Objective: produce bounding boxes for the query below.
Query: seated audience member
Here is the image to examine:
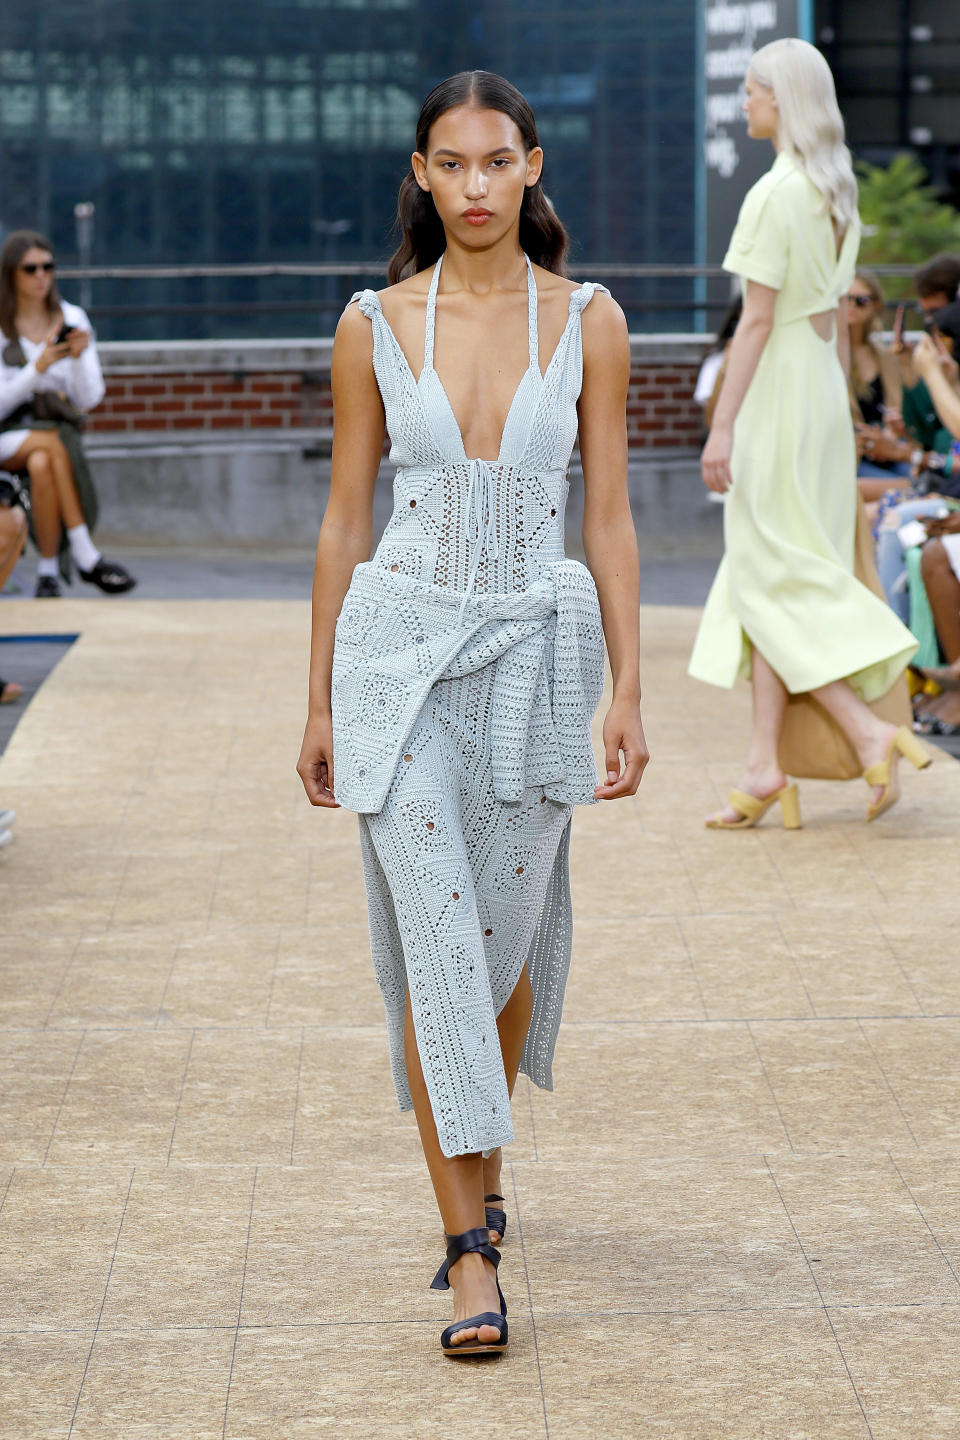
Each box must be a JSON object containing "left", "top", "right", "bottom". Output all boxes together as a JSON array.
[
  {"left": 0, "top": 806, "right": 15, "bottom": 850},
  {"left": 0, "top": 485, "right": 27, "bottom": 703},
  {"left": 0, "top": 231, "right": 136, "bottom": 598},
  {"left": 848, "top": 269, "right": 912, "bottom": 485},
  {"left": 694, "top": 296, "right": 742, "bottom": 429},
  {"left": 915, "top": 509, "right": 960, "bottom": 735}
]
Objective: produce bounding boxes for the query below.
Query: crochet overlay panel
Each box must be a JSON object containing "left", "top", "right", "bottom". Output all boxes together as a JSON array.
[{"left": 359, "top": 664, "right": 574, "bottom": 1159}]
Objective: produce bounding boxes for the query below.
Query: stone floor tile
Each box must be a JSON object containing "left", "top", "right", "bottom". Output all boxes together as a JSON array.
[
  {"left": 830, "top": 1305, "right": 960, "bottom": 1440},
  {"left": 108, "top": 852, "right": 223, "bottom": 931},
  {"left": 775, "top": 911, "right": 923, "bottom": 1018},
  {"left": 45, "top": 929, "right": 180, "bottom": 1029},
  {"left": 679, "top": 914, "right": 815, "bottom": 1020},
  {"left": 240, "top": 1164, "right": 450, "bottom": 1325},
  {"left": 766, "top": 1155, "right": 959, "bottom": 1307},
  {"left": 887, "top": 1154, "right": 960, "bottom": 1284},
  {"left": 876, "top": 913, "right": 960, "bottom": 1015},
  {"left": 69, "top": 1328, "right": 234, "bottom": 1440},
  {"left": 169, "top": 1029, "right": 303, "bottom": 1165},
  {"left": 859, "top": 1018, "right": 960, "bottom": 1146},
  {"left": 513, "top": 1157, "right": 818, "bottom": 1314},
  {"left": 156, "top": 928, "right": 279, "bottom": 1027},
  {"left": 99, "top": 1166, "right": 254, "bottom": 1329},
  {"left": 750, "top": 1020, "right": 918, "bottom": 1150},
  {"left": 529, "top": 1022, "right": 790, "bottom": 1159},
  {"left": 0, "top": 933, "right": 78, "bottom": 1028},
  {"left": 677, "top": 832, "right": 797, "bottom": 914},
  {"left": 0, "top": 1166, "right": 133, "bottom": 1328},
  {"left": 265, "top": 923, "right": 385, "bottom": 1027},
  {"left": 208, "top": 847, "right": 312, "bottom": 928},
  {"left": 0, "top": 1032, "right": 85, "bottom": 1163},
  {"left": 562, "top": 916, "right": 707, "bottom": 1022},
  {"left": 536, "top": 1310, "right": 869, "bottom": 1440},
  {"left": 223, "top": 1322, "right": 545, "bottom": 1440},
  {"left": 45, "top": 1030, "right": 192, "bottom": 1165},
  {"left": 0, "top": 1331, "right": 93, "bottom": 1440},
  {"left": 570, "top": 830, "right": 701, "bottom": 919}
]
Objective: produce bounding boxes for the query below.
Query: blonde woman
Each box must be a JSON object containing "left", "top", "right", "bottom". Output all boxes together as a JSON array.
[{"left": 689, "top": 39, "right": 929, "bottom": 825}]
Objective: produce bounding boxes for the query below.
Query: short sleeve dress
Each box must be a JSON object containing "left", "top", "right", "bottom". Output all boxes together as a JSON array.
[{"left": 688, "top": 151, "right": 917, "bottom": 700}]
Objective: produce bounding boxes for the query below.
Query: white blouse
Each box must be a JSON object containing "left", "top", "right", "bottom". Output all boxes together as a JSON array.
[{"left": 0, "top": 299, "right": 105, "bottom": 427}]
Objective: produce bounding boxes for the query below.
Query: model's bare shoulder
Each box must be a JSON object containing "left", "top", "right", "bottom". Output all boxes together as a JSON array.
[
  {"left": 377, "top": 269, "right": 433, "bottom": 332},
  {"left": 334, "top": 299, "right": 375, "bottom": 355},
  {"left": 580, "top": 290, "right": 629, "bottom": 353}
]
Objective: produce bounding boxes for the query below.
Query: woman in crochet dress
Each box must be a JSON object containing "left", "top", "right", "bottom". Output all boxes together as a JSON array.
[
  {"left": 689, "top": 39, "right": 928, "bottom": 827},
  {"left": 297, "top": 71, "right": 647, "bottom": 1356}
]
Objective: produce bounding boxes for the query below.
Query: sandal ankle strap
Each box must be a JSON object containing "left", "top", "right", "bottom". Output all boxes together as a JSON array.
[{"left": 430, "top": 1226, "right": 501, "bottom": 1291}]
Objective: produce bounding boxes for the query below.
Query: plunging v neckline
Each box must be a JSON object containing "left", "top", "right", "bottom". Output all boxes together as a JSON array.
[{"left": 418, "top": 251, "right": 541, "bottom": 466}]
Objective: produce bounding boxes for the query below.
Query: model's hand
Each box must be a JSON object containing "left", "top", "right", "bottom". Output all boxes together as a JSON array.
[
  {"left": 701, "top": 424, "right": 733, "bottom": 493},
  {"left": 594, "top": 697, "right": 649, "bottom": 799},
  {"left": 66, "top": 328, "right": 90, "bottom": 358},
  {"left": 297, "top": 712, "right": 338, "bottom": 808}
]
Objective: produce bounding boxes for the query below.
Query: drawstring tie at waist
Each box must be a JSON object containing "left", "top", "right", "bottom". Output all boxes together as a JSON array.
[{"left": 461, "top": 458, "right": 499, "bottom": 620}]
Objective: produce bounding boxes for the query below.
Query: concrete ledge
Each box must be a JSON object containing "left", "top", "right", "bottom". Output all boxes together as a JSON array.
[{"left": 96, "top": 333, "right": 709, "bottom": 376}]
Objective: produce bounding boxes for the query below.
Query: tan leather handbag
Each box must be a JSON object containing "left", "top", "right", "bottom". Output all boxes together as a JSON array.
[{"left": 777, "top": 496, "right": 912, "bottom": 781}]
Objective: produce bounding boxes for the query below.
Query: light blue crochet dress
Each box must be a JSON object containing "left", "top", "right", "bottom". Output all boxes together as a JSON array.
[{"left": 332, "top": 254, "right": 609, "bottom": 1158}]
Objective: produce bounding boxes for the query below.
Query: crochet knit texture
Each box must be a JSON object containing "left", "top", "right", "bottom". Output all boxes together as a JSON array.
[{"left": 332, "top": 253, "right": 609, "bottom": 1158}]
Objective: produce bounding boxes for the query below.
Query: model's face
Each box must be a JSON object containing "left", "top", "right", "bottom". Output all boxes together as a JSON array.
[
  {"left": 742, "top": 71, "right": 778, "bottom": 140},
  {"left": 412, "top": 105, "right": 543, "bottom": 246},
  {"left": 15, "top": 246, "right": 55, "bottom": 303},
  {"left": 847, "top": 277, "right": 879, "bottom": 328}
]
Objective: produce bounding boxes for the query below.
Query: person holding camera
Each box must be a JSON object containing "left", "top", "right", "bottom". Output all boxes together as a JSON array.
[{"left": 0, "top": 230, "right": 135, "bottom": 597}]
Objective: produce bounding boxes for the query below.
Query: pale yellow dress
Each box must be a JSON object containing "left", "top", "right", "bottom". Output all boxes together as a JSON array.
[{"left": 689, "top": 151, "right": 917, "bottom": 699}]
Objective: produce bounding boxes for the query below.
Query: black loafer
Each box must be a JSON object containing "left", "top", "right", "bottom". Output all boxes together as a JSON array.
[
  {"left": 35, "top": 575, "right": 61, "bottom": 598},
  {"left": 78, "top": 557, "right": 137, "bottom": 594}
]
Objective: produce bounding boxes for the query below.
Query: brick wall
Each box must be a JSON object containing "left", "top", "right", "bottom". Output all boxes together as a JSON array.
[{"left": 89, "top": 337, "right": 706, "bottom": 450}]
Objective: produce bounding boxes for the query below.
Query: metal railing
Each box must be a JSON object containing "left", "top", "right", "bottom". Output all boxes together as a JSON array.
[{"left": 51, "top": 262, "right": 923, "bottom": 339}]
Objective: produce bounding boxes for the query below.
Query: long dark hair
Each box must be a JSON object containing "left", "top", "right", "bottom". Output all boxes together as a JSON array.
[
  {"left": 0, "top": 230, "right": 62, "bottom": 340},
  {"left": 387, "top": 71, "right": 569, "bottom": 284}
]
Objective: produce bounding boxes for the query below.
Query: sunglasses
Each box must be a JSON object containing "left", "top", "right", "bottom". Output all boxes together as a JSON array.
[
  {"left": 847, "top": 294, "right": 874, "bottom": 308},
  {"left": 20, "top": 261, "right": 55, "bottom": 275}
]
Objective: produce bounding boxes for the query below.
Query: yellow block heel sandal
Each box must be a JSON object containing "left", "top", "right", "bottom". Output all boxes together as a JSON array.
[
  {"left": 865, "top": 725, "right": 933, "bottom": 822},
  {"left": 706, "top": 783, "right": 801, "bottom": 831}
]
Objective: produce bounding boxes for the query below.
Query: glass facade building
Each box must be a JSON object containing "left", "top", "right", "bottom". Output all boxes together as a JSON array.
[{"left": 0, "top": 0, "right": 697, "bottom": 337}]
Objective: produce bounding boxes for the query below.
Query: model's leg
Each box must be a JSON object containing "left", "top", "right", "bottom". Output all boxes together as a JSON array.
[
  {"left": 481, "top": 965, "right": 533, "bottom": 1237},
  {"left": 403, "top": 989, "right": 501, "bottom": 1348},
  {"left": 710, "top": 646, "right": 790, "bottom": 823}
]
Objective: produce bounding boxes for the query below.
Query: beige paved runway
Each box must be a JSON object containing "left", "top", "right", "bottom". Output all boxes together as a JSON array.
[{"left": 1, "top": 596, "right": 959, "bottom": 1439}]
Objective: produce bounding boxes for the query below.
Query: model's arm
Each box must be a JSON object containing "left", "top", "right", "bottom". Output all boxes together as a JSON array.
[
  {"left": 913, "top": 333, "right": 960, "bottom": 440},
  {"left": 577, "top": 295, "right": 649, "bottom": 800},
  {"left": 296, "top": 304, "right": 386, "bottom": 807},
  {"left": 701, "top": 280, "right": 777, "bottom": 493}
]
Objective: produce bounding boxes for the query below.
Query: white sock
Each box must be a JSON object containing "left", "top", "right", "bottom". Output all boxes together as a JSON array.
[
  {"left": 66, "top": 524, "right": 100, "bottom": 572},
  {"left": 37, "top": 556, "right": 59, "bottom": 578}
]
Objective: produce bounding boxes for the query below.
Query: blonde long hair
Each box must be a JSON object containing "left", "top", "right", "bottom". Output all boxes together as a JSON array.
[{"left": 749, "top": 38, "right": 858, "bottom": 234}]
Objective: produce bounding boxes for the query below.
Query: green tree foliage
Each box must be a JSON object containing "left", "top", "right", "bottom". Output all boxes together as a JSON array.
[{"left": 856, "top": 153, "right": 960, "bottom": 300}]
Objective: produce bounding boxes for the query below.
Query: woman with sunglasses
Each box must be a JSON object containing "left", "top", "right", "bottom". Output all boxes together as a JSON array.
[{"left": 0, "top": 231, "right": 135, "bottom": 596}]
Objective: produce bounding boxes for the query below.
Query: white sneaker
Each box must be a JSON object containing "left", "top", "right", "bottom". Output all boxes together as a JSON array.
[
  {"left": 0, "top": 809, "right": 15, "bottom": 829},
  {"left": 0, "top": 829, "right": 12, "bottom": 849}
]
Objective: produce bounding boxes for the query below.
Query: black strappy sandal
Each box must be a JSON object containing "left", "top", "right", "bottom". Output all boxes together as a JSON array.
[
  {"left": 485, "top": 1192, "right": 507, "bottom": 1246},
  {"left": 430, "top": 1226, "right": 508, "bottom": 1357}
]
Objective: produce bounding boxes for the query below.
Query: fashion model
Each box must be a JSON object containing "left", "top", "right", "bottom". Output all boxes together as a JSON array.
[
  {"left": 689, "top": 38, "right": 929, "bottom": 826},
  {"left": 297, "top": 71, "right": 647, "bottom": 1357}
]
